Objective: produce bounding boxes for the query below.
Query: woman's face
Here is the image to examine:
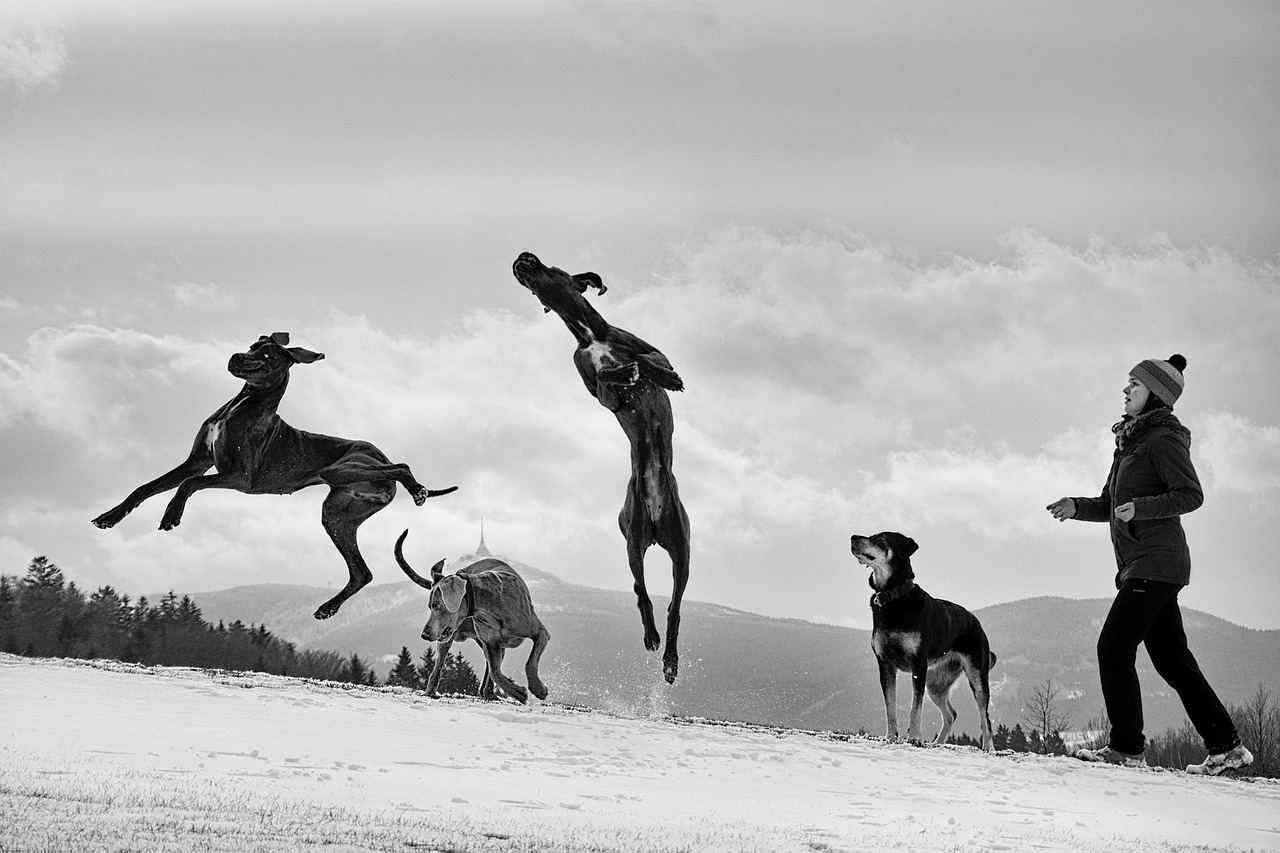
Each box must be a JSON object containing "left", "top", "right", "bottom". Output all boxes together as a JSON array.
[{"left": 1124, "top": 376, "right": 1151, "bottom": 417}]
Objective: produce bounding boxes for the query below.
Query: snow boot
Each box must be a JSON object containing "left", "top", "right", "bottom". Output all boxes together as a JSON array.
[
  {"left": 1075, "top": 745, "right": 1146, "bottom": 768},
  {"left": 1186, "top": 744, "right": 1253, "bottom": 776}
]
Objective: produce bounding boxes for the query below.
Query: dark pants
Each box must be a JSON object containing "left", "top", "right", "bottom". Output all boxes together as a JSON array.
[{"left": 1097, "top": 578, "right": 1239, "bottom": 755}]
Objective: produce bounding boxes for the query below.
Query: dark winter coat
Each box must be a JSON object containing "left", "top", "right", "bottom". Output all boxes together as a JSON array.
[{"left": 1072, "top": 410, "right": 1203, "bottom": 587}]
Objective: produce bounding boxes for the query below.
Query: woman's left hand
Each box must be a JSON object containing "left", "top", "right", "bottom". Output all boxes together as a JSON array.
[{"left": 1114, "top": 502, "right": 1136, "bottom": 522}]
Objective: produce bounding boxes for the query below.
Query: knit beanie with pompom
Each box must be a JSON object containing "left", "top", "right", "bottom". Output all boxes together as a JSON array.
[{"left": 1130, "top": 354, "right": 1187, "bottom": 407}]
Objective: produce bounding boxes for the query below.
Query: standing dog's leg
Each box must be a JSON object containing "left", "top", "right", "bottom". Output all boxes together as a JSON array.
[
  {"left": 479, "top": 662, "right": 497, "bottom": 700},
  {"left": 482, "top": 644, "right": 527, "bottom": 704},
  {"left": 316, "top": 483, "right": 393, "bottom": 620},
  {"left": 425, "top": 639, "right": 452, "bottom": 697},
  {"left": 525, "top": 623, "right": 552, "bottom": 701},
  {"left": 961, "top": 651, "right": 996, "bottom": 752},
  {"left": 878, "top": 657, "right": 900, "bottom": 741},
  {"left": 927, "top": 677, "right": 959, "bottom": 745},
  {"left": 907, "top": 660, "right": 930, "bottom": 745}
]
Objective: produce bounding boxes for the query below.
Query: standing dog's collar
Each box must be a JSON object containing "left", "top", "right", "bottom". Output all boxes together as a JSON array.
[
  {"left": 463, "top": 578, "right": 477, "bottom": 619},
  {"left": 870, "top": 580, "right": 916, "bottom": 608},
  {"left": 456, "top": 577, "right": 482, "bottom": 635}
]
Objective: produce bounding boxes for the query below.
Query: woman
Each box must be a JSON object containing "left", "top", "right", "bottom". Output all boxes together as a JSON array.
[{"left": 1046, "top": 354, "right": 1252, "bottom": 775}]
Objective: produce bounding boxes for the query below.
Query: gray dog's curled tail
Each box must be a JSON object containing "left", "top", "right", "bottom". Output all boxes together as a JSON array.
[{"left": 394, "top": 529, "right": 444, "bottom": 590}]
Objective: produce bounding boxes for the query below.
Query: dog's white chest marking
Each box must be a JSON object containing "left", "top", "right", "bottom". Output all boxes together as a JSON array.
[
  {"left": 584, "top": 340, "right": 621, "bottom": 371},
  {"left": 875, "top": 630, "right": 922, "bottom": 662},
  {"left": 205, "top": 421, "right": 223, "bottom": 456}
]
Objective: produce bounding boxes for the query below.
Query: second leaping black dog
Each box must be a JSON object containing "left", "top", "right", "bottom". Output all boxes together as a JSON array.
[
  {"left": 851, "top": 532, "right": 995, "bottom": 752},
  {"left": 512, "top": 252, "right": 691, "bottom": 684}
]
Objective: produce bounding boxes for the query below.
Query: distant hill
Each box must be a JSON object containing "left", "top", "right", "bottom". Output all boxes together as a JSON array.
[{"left": 184, "top": 547, "right": 1280, "bottom": 739}]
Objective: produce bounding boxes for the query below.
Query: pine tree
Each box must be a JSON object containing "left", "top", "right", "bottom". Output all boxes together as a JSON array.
[
  {"left": 20, "top": 556, "right": 67, "bottom": 656},
  {"left": 992, "top": 723, "right": 1011, "bottom": 751},
  {"left": 345, "top": 650, "right": 371, "bottom": 686},
  {"left": 1008, "top": 723, "right": 1029, "bottom": 753},
  {"left": 22, "top": 556, "right": 65, "bottom": 592},
  {"left": 437, "top": 651, "right": 480, "bottom": 696},
  {"left": 1027, "top": 728, "right": 1044, "bottom": 754},
  {"left": 387, "top": 647, "right": 421, "bottom": 689},
  {"left": 85, "top": 586, "right": 130, "bottom": 660},
  {"left": 0, "top": 576, "right": 18, "bottom": 653}
]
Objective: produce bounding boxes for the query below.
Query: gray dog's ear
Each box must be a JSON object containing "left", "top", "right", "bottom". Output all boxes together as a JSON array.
[
  {"left": 438, "top": 576, "right": 467, "bottom": 613},
  {"left": 430, "top": 559, "right": 445, "bottom": 585},
  {"left": 896, "top": 535, "right": 919, "bottom": 558},
  {"left": 573, "top": 272, "right": 607, "bottom": 296}
]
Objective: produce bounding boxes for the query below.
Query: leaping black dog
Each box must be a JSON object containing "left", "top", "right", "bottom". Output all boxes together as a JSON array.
[
  {"left": 92, "top": 333, "right": 457, "bottom": 620},
  {"left": 851, "top": 532, "right": 995, "bottom": 751},
  {"left": 513, "top": 252, "right": 691, "bottom": 684}
]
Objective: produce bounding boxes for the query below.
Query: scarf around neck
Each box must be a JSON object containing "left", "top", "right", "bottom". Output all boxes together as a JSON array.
[{"left": 1111, "top": 409, "right": 1169, "bottom": 451}]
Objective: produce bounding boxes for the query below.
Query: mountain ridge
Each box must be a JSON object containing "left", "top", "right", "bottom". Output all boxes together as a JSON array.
[{"left": 179, "top": 550, "right": 1280, "bottom": 739}]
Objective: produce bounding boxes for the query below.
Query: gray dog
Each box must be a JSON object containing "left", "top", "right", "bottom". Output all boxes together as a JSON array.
[{"left": 395, "top": 531, "right": 551, "bottom": 703}]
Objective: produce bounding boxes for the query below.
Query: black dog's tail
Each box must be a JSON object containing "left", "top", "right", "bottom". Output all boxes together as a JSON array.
[{"left": 423, "top": 486, "right": 458, "bottom": 499}]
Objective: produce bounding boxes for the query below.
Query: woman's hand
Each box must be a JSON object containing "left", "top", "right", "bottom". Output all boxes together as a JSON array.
[
  {"left": 1114, "top": 502, "right": 1136, "bottom": 522},
  {"left": 1046, "top": 497, "right": 1076, "bottom": 522}
]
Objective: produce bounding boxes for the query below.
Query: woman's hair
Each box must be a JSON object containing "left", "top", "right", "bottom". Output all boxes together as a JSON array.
[{"left": 1140, "top": 393, "right": 1172, "bottom": 415}]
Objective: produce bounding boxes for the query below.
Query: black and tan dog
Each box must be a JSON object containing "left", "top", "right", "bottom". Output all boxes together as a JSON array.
[
  {"left": 512, "top": 252, "right": 691, "bottom": 684},
  {"left": 851, "top": 532, "right": 995, "bottom": 752}
]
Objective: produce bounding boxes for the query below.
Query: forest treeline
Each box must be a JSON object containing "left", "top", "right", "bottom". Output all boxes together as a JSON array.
[{"left": 0, "top": 556, "right": 480, "bottom": 695}]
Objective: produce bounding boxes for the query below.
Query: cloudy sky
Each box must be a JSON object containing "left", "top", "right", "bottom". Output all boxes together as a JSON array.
[{"left": 2, "top": 1, "right": 1278, "bottom": 635}]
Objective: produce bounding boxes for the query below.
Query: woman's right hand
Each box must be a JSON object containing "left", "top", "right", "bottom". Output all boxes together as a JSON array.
[{"left": 1046, "top": 497, "right": 1076, "bottom": 522}]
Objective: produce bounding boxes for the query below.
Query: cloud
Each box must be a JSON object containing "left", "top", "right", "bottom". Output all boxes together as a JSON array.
[
  {"left": 0, "top": 325, "right": 230, "bottom": 460},
  {"left": 878, "top": 131, "right": 923, "bottom": 162},
  {"left": 0, "top": 2, "right": 70, "bottom": 94},
  {"left": 854, "top": 445, "right": 1097, "bottom": 540},
  {"left": 1193, "top": 410, "right": 1280, "bottom": 515},
  {"left": 567, "top": 1, "right": 739, "bottom": 65},
  {"left": 169, "top": 281, "right": 237, "bottom": 311}
]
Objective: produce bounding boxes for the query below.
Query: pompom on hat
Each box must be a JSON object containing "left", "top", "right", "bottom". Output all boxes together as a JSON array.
[{"left": 1130, "top": 354, "right": 1187, "bottom": 406}]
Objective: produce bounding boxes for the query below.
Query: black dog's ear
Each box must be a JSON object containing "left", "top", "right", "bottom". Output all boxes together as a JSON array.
[
  {"left": 286, "top": 347, "right": 324, "bottom": 364},
  {"left": 573, "top": 272, "right": 607, "bottom": 296},
  {"left": 262, "top": 332, "right": 324, "bottom": 364},
  {"left": 880, "top": 532, "right": 918, "bottom": 559}
]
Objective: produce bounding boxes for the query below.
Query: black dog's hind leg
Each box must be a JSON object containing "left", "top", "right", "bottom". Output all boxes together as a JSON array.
[{"left": 315, "top": 483, "right": 393, "bottom": 619}]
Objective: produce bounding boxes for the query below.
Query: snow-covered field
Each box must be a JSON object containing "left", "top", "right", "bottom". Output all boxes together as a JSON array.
[{"left": 2, "top": 655, "right": 1277, "bottom": 852}]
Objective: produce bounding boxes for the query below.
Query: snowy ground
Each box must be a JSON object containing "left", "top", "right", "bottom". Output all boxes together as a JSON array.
[{"left": 2, "top": 655, "right": 1277, "bottom": 853}]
